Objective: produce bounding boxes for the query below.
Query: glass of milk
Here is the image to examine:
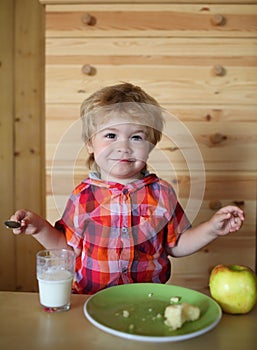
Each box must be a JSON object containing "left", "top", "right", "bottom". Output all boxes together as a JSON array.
[{"left": 36, "top": 249, "right": 75, "bottom": 312}]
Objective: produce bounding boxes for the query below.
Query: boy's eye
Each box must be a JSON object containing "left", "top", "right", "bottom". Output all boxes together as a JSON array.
[
  {"left": 131, "top": 135, "right": 143, "bottom": 141},
  {"left": 105, "top": 133, "right": 116, "bottom": 139}
]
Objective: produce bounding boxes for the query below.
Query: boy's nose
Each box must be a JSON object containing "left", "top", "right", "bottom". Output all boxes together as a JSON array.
[{"left": 116, "top": 140, "right": 131, "bottom": 153}]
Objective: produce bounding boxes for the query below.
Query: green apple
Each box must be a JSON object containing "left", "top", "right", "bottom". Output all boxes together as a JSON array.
[{"left": 209, "top": 264, "right": 257, "bottom": 314}]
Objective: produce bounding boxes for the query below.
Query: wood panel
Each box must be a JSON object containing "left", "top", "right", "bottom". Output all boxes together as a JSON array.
[
  {"left": 46, "top": 38, "right": 257, "bottom": 105},
  {"left": 46, "top": 37, "right": 257, "bottom": 65},
  {"left": 46, "top": 66, "right": 257, "bottom": 105},
  {"left": 169, "top": 232, "right": 256, "bottom": 292},
  {"left": 0, "top": 0, "right": 16, "bottom": 291},
  {"left": 14, "top": 0, "right": 45, "bottom": 291},
  {"left": 45, "top": 103, "right": 257, "bottom": 122},
  {"left": 45, "top": 4, "right": 257, "bottom": 38},
  {"left": 40, "top": 0, "right": 257, "bottom": 4},
  {"left": 0, "top": 0, "right": 45, "bottom": 292},
  {"left": 45, "top": 37, "right": 257, "bottom": 107}
]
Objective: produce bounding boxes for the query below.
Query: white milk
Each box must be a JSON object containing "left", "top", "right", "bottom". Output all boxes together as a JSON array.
[{"left": 38, "top": 269, "right": 73, "bottom": 307}]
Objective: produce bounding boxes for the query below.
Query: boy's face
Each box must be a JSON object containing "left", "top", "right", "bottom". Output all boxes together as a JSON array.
[{"left": 86, "top": 117, "right": 152, "bottom": 184}]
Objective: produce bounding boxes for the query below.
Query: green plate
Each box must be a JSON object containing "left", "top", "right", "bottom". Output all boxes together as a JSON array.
[{"left": 84, "top": 283, "right": 222, "bottom": 342}]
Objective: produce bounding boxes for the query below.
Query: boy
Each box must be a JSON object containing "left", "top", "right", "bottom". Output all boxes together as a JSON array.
[{"left": 9, "top": 83, "right": 244, "bottom": 294}]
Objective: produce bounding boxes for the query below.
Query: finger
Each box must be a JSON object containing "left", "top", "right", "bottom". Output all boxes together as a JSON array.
[
  {"left": 229, "top": 217, "right": 243, "bottom": 232},
  {"left": 219, "top": 205, "right": 244, "bottom": 214},
  {"left": 20, "top": 219, "right": 28, "bottom": 227},
  {"left": 9, "top": 210, "right": 29, "bottom": 234},
  {"left": 12, "top": 228, "right": 23, "bottom": 235},
  {"left": 10, "top": 209, "right": 26, "bottom": 222},
  {"left": 218, "top": 206, "right": 244, "bottom": 221},
  {"left": 14, "top": 210, "right": 32, "bottom": 227},
  {"left": 233, "top": 211, "right": 245, "bottom": 221}
]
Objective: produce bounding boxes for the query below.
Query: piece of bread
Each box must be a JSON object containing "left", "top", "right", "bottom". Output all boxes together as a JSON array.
[{"left": 164, "top": 302, "right": 200, "bottom": 330}]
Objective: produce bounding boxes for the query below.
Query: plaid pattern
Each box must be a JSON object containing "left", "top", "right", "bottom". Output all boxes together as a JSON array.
[{"left": 56, "top": 173, "right": 191, "bottom": 294}]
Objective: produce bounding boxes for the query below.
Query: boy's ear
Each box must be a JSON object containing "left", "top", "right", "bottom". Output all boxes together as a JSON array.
[{"left": 86, "top": 140, "right": 93, "bottom": 154}]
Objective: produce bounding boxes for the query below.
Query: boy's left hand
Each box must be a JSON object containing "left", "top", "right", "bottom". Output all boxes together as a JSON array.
[{"left": 211, "top": 206, "right": 244, "bottom": 236}]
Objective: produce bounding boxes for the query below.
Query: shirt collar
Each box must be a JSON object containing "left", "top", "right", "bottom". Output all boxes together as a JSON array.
[{"left": 85, "top": 171, "right": 159, "bottom": 193}]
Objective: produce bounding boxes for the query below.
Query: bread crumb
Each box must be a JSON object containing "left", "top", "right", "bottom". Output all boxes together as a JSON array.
[
  {"left": 128, "top": 324, "right": 134, "bottom": 331},
  {"left": 122, "top": 310, "right": 130, "bottom": 318},
  {"left": 169, "top": 296, "right": 181, "bottom": 304},
  {"left": 164, "top": 303, "right": 200, "bottom": 330}
]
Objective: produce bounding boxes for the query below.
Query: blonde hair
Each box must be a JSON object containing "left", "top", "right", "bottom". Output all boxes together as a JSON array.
[{"left": 80, "top": 82, "right": 164, "bottom": 170}]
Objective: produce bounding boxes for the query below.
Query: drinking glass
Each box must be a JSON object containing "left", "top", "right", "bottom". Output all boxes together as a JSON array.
[{"left": 36, "top": 249, "right": 75, "bottom": 312}]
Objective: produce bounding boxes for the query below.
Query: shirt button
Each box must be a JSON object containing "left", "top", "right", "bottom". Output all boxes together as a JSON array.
[
  {"left": 122, "top": 267, "right": 128, "bottom": 274},
  {"left": 121, "top": 227, "right": 128, "bottom": 233},
  {"left": 122, "top": 188, "right": 128, "bottom": 195}
]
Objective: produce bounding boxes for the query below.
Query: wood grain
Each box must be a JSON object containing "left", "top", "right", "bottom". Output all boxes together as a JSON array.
[
  {"left": 40, "top": 0, "right": 257, "bottom": 4},
  {"left": 46, "top": 66, "right": 257, "bottom": 105},
  {"left": 45, "top": 4, "right": 257, "bottom": 38},
  {"left": 0, "top": 0, "right": 16, "bottom": 291},
  {"left": 0, "top": 0, "right": 45, "bottom": 292}
]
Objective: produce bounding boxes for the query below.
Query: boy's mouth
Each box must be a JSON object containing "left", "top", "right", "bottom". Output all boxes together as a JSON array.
[
  {"left": 119, "top": 159, "right": 134, "bottom": 163},
  {"left": 113, "top": 158, "right": 135, "bottom": 163}
]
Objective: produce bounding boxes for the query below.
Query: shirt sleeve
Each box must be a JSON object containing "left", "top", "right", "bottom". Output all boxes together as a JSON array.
[
  {"left": 161, "top": 181, "right": 192, "bottom": 248},
  {"left": 54, "top": 183, "right": 89, "bottom": 252}
]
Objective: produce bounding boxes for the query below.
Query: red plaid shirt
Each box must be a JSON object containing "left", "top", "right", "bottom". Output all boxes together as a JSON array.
[{"left": 56, "top": 173, "right": 191, "bottom": 294}]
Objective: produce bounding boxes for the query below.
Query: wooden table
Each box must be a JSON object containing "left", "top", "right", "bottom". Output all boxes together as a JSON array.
[{"left": 0, "top": 291, "right": 256, "bottom": 350}]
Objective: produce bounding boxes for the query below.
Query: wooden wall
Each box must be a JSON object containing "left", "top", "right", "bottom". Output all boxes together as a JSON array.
[
  {"left": 0, "top": 0, "right": 256, "bottom": 292},
  {"left": 0, "top": 0, "right": 45, "bottom": 291},
  {"left": 42, "top": 0, "right": 257, "bottom": 293}
]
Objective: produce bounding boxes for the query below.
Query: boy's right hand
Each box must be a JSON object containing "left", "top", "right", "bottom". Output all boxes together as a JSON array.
[
  {"left": 8, "top": 209, "right": 42, "bottom": 235},
  {"left": 6, "top": 210, "right": 70, "bottom": 251}
]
